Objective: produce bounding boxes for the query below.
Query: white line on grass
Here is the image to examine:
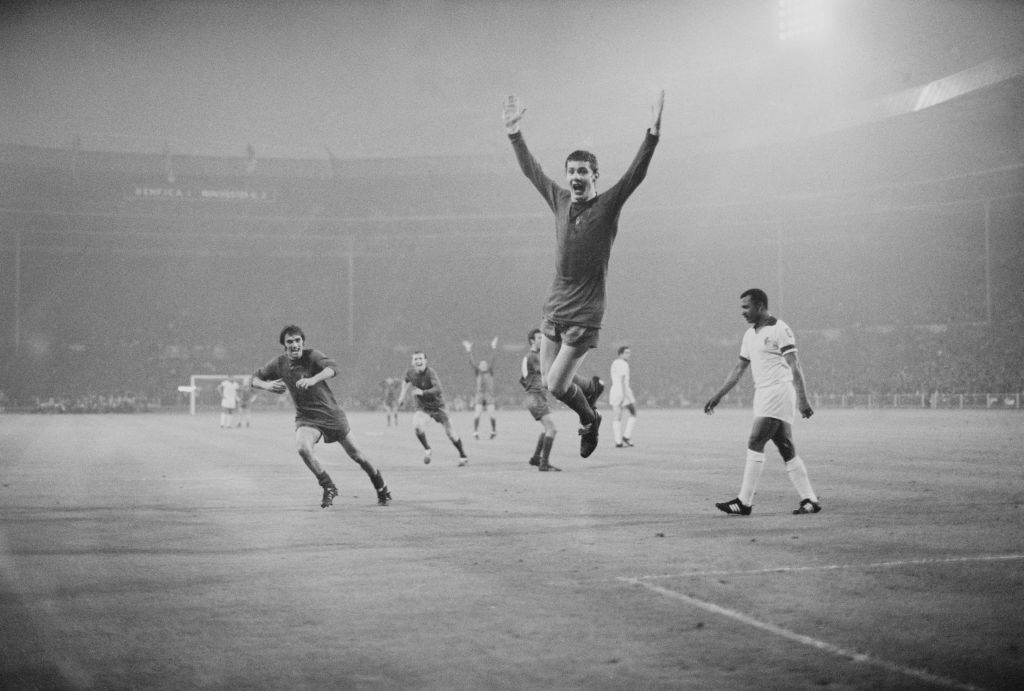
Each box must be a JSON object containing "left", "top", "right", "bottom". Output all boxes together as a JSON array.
[
  {"left": 629, "top": 553, "right": 1024, "bottom": 581},
  {"left": 620, "top": 577, "right": 983, "bottom": 690}
]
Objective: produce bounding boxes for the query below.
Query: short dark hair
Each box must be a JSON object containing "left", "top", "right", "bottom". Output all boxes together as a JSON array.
[
  {"left": 565, "top": 150, "right": 598, "bottom": 174},
  {"left": 741, "top": 288, "right": 768, "bottom": 309},
  {"left": 617, "top": 345, "right": 630, "bottom": 355},
  {"left": 279, "top": 324, "right": 305, "bottom": 345},
  {"left": 527, "top": 328, "right": 541, "bottom": 342}
]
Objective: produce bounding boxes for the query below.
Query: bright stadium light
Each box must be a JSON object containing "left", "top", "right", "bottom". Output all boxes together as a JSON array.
[{"left": 777, "top": 0, "right": 832, "bottom": 42}]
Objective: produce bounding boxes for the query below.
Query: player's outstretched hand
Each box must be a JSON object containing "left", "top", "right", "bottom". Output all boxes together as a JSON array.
[
  {"left": 650, "top": 90, "right": 665, "bottom": 136},
  {"left": 503, "top": 95, "right": 525, "bottom": 134},
  {"left": 490, "top": 336, "right": 499, "bottom": 349},
  {"left": 703, "top": 396, "right": 719, "bottom": 415},
  {"left": 462, "top": 340, "right": 472, "bottom": 352}
]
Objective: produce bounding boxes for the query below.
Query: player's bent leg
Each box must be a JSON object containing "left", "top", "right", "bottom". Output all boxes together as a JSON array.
[
  {"left": 443, "top": 419, "right": 469, "bottom": 466},
  {"left": 295, "top": 427, "right": 336, "bottom": 508}
]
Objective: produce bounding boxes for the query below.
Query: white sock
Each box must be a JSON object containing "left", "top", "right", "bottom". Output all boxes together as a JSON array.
[
  {"left": 612, "top": 419, "right": 623, "bottom": 444},
  {"left": 738, "top": 449, "right": 766, "bottom": 506},
  {"left": 785, "top": 456, "right": 817, "bottom": 502},
  {"left": 624, "top": 416, "right": 636, "bottom": 440}
]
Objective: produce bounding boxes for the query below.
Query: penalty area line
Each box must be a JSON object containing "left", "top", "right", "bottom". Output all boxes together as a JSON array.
[{"left": 619, "top": 577, "right": 982, "bottom": 691}]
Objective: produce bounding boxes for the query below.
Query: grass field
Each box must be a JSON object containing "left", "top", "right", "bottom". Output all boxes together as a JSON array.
[{"left": 1, "top": 407, "right": 1022, "bottom": 690}]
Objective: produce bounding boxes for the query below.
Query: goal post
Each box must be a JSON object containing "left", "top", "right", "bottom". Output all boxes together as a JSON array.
[{"left": 181, "top": 374, "right": 251, "bottom": 415}]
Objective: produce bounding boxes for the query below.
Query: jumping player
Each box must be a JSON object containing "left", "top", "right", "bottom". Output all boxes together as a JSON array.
[
  {"left": 503, "top": 90, "right": 663, "bottom": 457},
  {"left": 251, "top": 325, "right": 391, "bottom": 508},
  {"left": 704, "top": 289, "right": 821, "bottom": 516},
  {"left": 397, "top": 351, "right": 469, "bottom": 467}
]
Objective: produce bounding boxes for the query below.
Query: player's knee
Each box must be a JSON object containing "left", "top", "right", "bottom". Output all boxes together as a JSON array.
[
  {"left": 775, "top": 438, "right": 796, "bottom": 460},
  {"left": 746, "top": 437, "right": 767, "bottom": 453}
]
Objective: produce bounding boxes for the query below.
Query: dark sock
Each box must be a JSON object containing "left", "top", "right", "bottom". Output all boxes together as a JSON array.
[
  {"left": 533, "top": 433, "right": 545, "bottom": 459},
  {"left": 316, "top": 470, "right": 333, "bottom": 488},
  {"left": 555, "top": 383, "right": 595, "bottom": 424},
  {"left": 453, "top": 438, "right": 466, "bottom": 457},
  {"left": 415, "top": 430, "right": 429, "bottom": 450},
  {"left": 541, "top": 434, "right": 555, "bottom": 462}
]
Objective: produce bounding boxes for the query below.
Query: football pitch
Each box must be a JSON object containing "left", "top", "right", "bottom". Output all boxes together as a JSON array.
[{"left": 1, "top": 407, "right": 1022, "bottom": 690}]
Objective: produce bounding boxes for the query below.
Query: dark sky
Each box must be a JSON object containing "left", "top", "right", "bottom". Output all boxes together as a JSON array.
[{"left": 1, "top": 0, "right": 1021, "bottom": 160}]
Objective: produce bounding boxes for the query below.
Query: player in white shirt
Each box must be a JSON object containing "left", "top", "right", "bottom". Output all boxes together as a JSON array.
[
  {"left": 704, "top": 288, "right": 821, "bottom": 516},
  {"left": 217, "top": 378, "right": 240, "bottom": 429},
  {"left": 609, "top": 345, "right": 637, "bottom": 447}
]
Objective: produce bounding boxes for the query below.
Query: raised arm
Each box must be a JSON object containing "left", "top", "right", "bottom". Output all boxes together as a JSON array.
[
  {"left": 502, "top": 94, "right": 525, "bottom": 135},
  {"left": 649, "top": 89, "right": 664, "bottom": 137},
  {"left": 504, "top": 95, "right": 562, "bottom": 210},
  {"left": 607, "top": 91, "right": 664, "bottom": 203},
  {"left": 463, "top": 340, "right": 478, "bottom": 372},
  {"left": 704, "top": 358, "right": 750, "bottom": 414}
]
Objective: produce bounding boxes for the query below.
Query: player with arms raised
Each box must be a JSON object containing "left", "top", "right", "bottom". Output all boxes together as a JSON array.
[{"left": 503, "top": 90, "right": 663, "bottom": 458}]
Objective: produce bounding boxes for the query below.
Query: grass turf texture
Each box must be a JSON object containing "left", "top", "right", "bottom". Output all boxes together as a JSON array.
[{"left": 1, "top": 408, "right": 1022, "bottom": 689}]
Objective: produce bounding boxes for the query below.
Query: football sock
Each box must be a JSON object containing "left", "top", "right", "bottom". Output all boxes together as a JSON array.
[
  {"left": 784, "top": 456, "right": 818, "bottom": 501},
  {"left": 555, "top": 383, "right": 596, "bottom": 425},
  {"left": 612, "top": 419, "right": 623, "bottom": 444},
  {"left": 453, "top": 438, "right": 467, "bottom": 457},
  {"left": 316, "top": 470, "right": 334, "bottom": 488},
  {"left": 738, "top": 449, "right": 766, "bottom": 506},
  {"left": 533, "top": 433, "right": 545, "bottom": 459},
  {"left": 369, "top": 469, "right": 386, "bottom": 490},
  {"left": 624, "top": 416, "right": 636, "bottom": 440},
  {"left": 541, "top": 434, "right": 555, "bottom": 462},
  {"left": 415, "top": 429, "right": 429, "bottom": 450}
]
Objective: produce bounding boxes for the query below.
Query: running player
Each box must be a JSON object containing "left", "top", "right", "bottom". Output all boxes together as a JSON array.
[
  {"left": 397, "top": 351, "right": 469, "bottom": 467},
  {"left": 609, "top": 345, "right": 637, "bottom": 447},
  {"left": 704, "top": 289, "right": 821, "bottom": 516},
  {"left": 464, "top": 337, "right": 499, "bottom": 439},
  {"left": 521, "top": 328, "right": 559, "bottom": 472},
  {"left": 251, "top": 325, "right": 391, "bottom": 508},
  {"left": 503, "top": 90, "right": 663, "bottom": 458}
]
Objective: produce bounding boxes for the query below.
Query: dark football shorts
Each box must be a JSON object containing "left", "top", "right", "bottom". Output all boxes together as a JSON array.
[
  {"left": 525, "top": 392, "right": 550, "bottom": 421},
  {"left": 541, "top": 317, "right": 599, "bottom": 350},
  {"left": 419, "top": 405, "right": 451, "bottom": 425}
]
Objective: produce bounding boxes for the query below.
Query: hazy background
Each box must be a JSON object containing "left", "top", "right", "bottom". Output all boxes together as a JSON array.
[
  {"left": 1, "top": 0, "right": 1022, "bottom": 410},
  {"left": 3, "top": 0, "right": 1021, "bottom": 158}
]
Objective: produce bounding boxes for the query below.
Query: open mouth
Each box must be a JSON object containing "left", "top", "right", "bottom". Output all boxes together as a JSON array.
[{"left": 571, "top": 181, "right": 586, "bottom": 194}]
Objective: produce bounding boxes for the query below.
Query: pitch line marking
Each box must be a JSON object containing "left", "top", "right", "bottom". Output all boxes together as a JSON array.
[
  {"left": 628, "top": 553, "right": 1024, "bottom": 581},
  {"left": 620, "top": 577, "right": 983, "bottom": 691}
]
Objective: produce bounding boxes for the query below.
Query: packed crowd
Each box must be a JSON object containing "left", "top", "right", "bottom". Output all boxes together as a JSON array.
[{"left": 4, "top": 319, "right": 1020, "bottom": 413}]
